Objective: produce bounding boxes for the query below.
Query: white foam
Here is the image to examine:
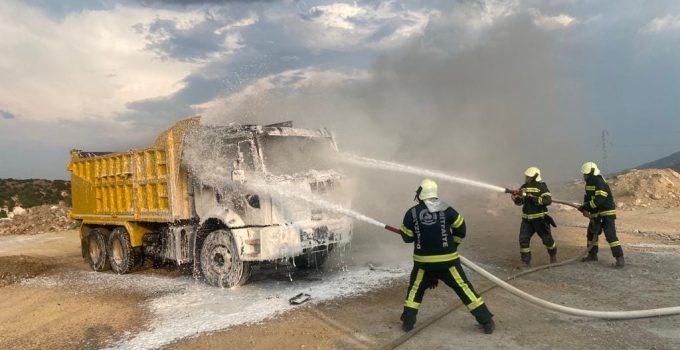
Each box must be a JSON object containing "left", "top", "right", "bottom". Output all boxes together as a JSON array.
[{"left": 91, "top": 264, "right": 409, "bottom": 349}]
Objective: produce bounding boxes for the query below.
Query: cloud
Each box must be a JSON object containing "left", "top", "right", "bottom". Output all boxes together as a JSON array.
[
  {"left": 449, "top": 0, "right": 519, "bottom": 32},
  {"left": 137, "top": 9, "right": 257, "bottom": 62},
  {"left": 643, "top": 14, "right": 680, "bottom": 33},
  {"left": 0, "top": 1, "right": 201, "bottom": 122},
  {"left": 0, "top": 110, "right": 16, "bottom": 119},
  {"left": 138, "top": 0, "right": 278, "bottom": 5},
  {"left": 529, "top": 8, "right": 575, "bottom": 30},
  {"left": 276, "top": 1, "right": 437, "bottom": 51}
]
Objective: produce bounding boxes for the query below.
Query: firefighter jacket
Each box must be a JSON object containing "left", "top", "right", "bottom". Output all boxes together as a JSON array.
[
  {"left": 399, "top": 200, "right": 465, "bottom": 264},
  {"left": 583, "top": 175, "right": 616, "bottom": 218},
  {"left": 513, "top": 180, "right": 552, "bottom": 221}
]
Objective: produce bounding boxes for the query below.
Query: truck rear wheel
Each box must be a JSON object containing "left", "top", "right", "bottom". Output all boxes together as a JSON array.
[
  {"left": 200, "top": 229, "right": 251, "bottom": 287},
  {"left": 108, "top": 227, "right": 136, "bottom": 274},
  {"left": 86, "top": 228, "right": 110, "bottom": 272}
]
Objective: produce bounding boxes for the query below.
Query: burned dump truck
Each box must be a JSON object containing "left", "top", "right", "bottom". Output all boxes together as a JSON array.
[{"left": 67, "top": 117, "right": 353, "bottom": 287}]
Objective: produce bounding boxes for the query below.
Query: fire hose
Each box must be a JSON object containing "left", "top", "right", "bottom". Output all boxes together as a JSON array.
[{"left": 383, "top": 224, "right": 680, "bottom": 319}]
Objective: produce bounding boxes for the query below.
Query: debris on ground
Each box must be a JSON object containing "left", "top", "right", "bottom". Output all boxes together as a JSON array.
[
  {"left": 367, "top": 263, "right": 404, "bottom": 273},
  {"left": 609, "top": 168, "right": 680, "bottom": 209},
  {"left": 289, "top": 293, "right": 312, "bottom": 305},
  {"left": 0, "top": 203, "right": 77, "bottom": 236},
  {"left": 546, "top": 168, "right": 680, "bottom": 211}
]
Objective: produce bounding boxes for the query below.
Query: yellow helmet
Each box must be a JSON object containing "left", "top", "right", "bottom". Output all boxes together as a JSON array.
[
  {"left": 418, "top": 179, "right": 438, "bottom": 200},
  {"left": 581, "top": 162, "right": 600, "bottom": 176},
  {"left": 524, "top": 167, "right": 542, "bottom": 182}
]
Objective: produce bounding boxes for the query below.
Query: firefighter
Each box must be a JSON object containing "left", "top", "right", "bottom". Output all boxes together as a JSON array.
[
  {"left": 399, "top": 179, "right": 494, "bottom": 334},
  {"left": 511, "top": 167, "right": 557, "bottom": 267},
  {"left": 578, "top": 162, "right": 625, "bottom": 267}
]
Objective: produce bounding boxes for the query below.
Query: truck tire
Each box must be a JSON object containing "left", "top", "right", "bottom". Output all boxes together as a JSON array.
[
  {"left": 294, "top": 250, "right": 329, "bottom": 269},
  {"left": 108, "top": 227, "right": 136, "bottom": 274},
  {"left": 200, "top": 229, "right": 251, "bottom": 287},
  {"left": 86, "top": 228, "right": 110, "bottom": 272}
]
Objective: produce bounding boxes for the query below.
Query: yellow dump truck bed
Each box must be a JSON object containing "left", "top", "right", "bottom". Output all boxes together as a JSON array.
[{"left": 68, "top": 118, "right": 198, "bottom": 224}]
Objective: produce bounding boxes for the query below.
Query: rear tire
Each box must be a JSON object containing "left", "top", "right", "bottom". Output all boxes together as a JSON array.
[
  {"left": 86, "top": 228, "right": 110, "bottom": 272},
  {"left": 200, "top": 229, "right": 251, "bottom": 287},
  {"left": 108, "top": 227, "right": 136, "bottom": 274}
]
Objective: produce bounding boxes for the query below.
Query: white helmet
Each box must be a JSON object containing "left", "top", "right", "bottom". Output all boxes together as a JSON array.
[
  {"left": 524, "top": 167, "right": 542, "bottom": 182},
  {"left": 418, "top": 179, "right": 438, "bottom": 200},
  {"left": 581, "top": 162, "right": 600, "bottom": 176}
]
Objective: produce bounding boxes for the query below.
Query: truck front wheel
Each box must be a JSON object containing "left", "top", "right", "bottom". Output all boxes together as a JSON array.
[
  {"left": 200, "top": 229, "right": 251, "bottom": 287},
  {"left": 108, "top": 227, "right": 136, "bottom": 274},
  {"left": 86, "top": 228, "right": 110, "bottom": 272}
]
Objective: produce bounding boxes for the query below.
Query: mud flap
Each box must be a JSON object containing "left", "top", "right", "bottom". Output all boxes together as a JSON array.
[{"left": 289, "top": 293, "right": 311, "bottom": 305}]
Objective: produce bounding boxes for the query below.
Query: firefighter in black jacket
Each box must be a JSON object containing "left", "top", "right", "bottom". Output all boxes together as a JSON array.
[
  {"left": 511, "top": 167, "right": 557, "bottom": 267},
  {"left": 578, "top": 162, "right": 625, "bottom": 267},
  {"left": 399, "top": 179, "right": 494, "bottom": 334}
]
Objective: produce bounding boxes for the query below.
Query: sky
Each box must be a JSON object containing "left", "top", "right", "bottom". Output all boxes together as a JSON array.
[{"left": 1, "top": 0, "right": 679, "bottom": 180}]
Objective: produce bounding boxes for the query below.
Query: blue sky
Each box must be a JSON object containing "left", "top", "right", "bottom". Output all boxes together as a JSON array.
[{"left": 1, "top": 0, "right": 679, "bottom": 180}]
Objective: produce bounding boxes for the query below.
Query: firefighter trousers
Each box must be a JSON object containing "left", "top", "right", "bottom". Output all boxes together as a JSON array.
[
  {"left": 402, "top": 259, "right": 493, "bottom": 326},
  {"left": 519, "top": 219, "right": 556, "bottom": 263},
  {"left": 586, "top": 215, "right": 623, "bottom": 258}
]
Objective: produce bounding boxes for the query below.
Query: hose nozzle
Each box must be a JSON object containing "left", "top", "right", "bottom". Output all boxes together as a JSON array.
[{"left": 384, "top": 225, "right": 401, "bottom": 234}]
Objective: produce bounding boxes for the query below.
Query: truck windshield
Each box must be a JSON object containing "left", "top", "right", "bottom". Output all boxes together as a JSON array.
[{"left": 261, "top": 136, "right": 336, "bottom": 175}]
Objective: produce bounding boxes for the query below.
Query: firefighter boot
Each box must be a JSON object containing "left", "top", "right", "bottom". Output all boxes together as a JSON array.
[
  {"left": 581, "top": 252, "right": 598, "bottom": 262},
  {"left": 615, "top": 256, "right": 625, "bottom": 268},
  {"left": 400, "top": 308, "right": 417, "bottom": 332},
  {"left": 521, "top": 252, "right": 531, "bottom": 268},
  {"left": 549, "top": 254, "right": 557, "bottom": 264},
  {"left": 481, "top": 319, "right": 495, "bottom": 334}
]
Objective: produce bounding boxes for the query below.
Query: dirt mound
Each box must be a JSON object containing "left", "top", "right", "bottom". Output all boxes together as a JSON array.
[
  {"left": 0, "top": 204, "right": 77, "bottom": 236},
  {"left": 610, "top": 168, "right": 680, "bottom": 209},
  {"left": 0, "top": 255, "right": 55, "bottom": 287}
]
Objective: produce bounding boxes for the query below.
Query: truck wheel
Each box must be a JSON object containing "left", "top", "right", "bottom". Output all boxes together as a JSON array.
[
  {"left": 200, "top": 229, "right": 251, "bottom": 287},
  {"left": 108, "top": 227, "right": 136, "bottom": 274},
  {"left": 86, "top": 228, "right": 110, "bottom": 272},
  {"left": 294, "top": 250, "right": 329, "bottom": 269}
]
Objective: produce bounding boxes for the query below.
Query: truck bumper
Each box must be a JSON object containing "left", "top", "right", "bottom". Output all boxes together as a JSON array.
[{"left": 232, "top": 219, "right": 353, "bottom": 261}]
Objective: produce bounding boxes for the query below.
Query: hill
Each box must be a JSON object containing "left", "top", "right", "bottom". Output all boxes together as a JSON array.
[
  {"left": 636, "top": 151, "right": 680, "bottom": 172},
  {"left": 0, "top": 179, "right": 71, "bottom": 215}
]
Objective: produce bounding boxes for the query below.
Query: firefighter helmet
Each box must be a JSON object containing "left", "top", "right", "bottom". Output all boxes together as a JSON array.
[
  {"left": 524, "top": 167, "right": 542, "bottom": 182},
  {"left": 418, "top": 179, "right": 438, "bottom": 200},
  {"left": 581, "top": 162, "right": 600, "bottom": 176}
]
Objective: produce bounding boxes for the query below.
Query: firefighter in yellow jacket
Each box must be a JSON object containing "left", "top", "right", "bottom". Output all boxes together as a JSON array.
[
  {"left": 399, "top": 179, "right": 494, "bottom": 334},
  {"left": 511, "top": 167, "right": 557, "bottom": 267},
  {"left": 578, "top": 162, "right": 625, "bottom": 267}
]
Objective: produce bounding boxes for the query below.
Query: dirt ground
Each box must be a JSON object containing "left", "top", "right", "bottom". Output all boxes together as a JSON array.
[
  {"left": 1, "top": 207, "right": 680, "bottom": 349},
  {"left": 0, "top": 231, "right": 148, "bottom": 349}
]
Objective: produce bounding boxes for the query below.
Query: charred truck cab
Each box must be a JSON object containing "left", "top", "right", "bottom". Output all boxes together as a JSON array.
[{"left": 68, "top": 117, "right": 353, "bottom": 287}]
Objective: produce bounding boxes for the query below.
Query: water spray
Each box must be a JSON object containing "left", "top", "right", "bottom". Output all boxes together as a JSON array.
[
  {"left": 340, "top": 153, "right": 506, "bottom": 193},
  {"left": 342, "top": 153, "right": 584, "bottom": 212}
]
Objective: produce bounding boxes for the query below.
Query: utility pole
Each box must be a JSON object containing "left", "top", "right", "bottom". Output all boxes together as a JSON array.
[{"left": 601, "top": 130, "right": 609, "bottom": 176}]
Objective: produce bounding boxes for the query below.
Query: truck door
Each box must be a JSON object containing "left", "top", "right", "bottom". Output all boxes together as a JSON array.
[{"left": 238, "top": 140, "right": 272, "bottom": 225}]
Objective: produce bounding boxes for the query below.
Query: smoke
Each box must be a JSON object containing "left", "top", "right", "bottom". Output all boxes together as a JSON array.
[
  {"left": 193, "top": 7, "right": 591, "bottom": 263},
  {"left": 203, "top": 14, "right": 588, "bottom": 180}
]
